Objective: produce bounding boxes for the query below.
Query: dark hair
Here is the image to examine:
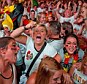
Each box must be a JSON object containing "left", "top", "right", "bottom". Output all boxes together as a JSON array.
[
  {"left": 0, "top": 37, "right": 15, "bottom": 48},
  {"left": 39, "top": 2, "right": 44, "bottom": 6},
  {"left": 84, "top": 0, "right": 87, "bottom": 3},
  {"left": 69, "top": 2, "right": 73, "bottom": 11},
  {"left": 61, "top": 22, "right": 73, "bottom": 35},
  {"left": 63, "top": 34, "right": 79, "bottom": 54},
  {"left": 64, "top": 34, "right": 79, "bottom": 47},
  {"left": 30, "top": 10, "right": 35, "bottom": 13},
  {"left": 22, "top": 15, "right": 28, "bottom": 19},
  {"left": 0, "top": 24, "right": 4, "bottom": 30},
  {"left": 49, "top": 21, "right": 61, "bottom": 35}
]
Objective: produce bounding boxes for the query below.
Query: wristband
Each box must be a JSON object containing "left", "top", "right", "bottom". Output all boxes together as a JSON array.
[
  {"left": 24, "top": 26, "right": 28, "bottom": 30},
  {"left": 83, "top": 17, "right": 87, "bottom": 20}
]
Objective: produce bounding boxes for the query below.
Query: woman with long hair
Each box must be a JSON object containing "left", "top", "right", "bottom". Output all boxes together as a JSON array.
[{"left": 27, "top": 56, "right": 73, "bottom": 84}]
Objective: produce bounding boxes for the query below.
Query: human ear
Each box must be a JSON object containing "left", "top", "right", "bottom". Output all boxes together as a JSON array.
[{"left": 0, "top": 48, "right": 6, "bottom": 55}]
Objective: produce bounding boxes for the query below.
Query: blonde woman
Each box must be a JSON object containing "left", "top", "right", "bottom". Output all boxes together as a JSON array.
[{"left": 27, "top": 56, "right": 73, "bottom": 84}]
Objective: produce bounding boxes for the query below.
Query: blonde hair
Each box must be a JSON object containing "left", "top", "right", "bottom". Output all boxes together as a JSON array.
[
  {"left": 35, "top": 56, "right": 63, "bottom": 84},
  {"left": 33, "top": 24, "right": 48, "bottom": 34},
  {"left": 37, "top": 12, "right": 46, "bottom": 23}
]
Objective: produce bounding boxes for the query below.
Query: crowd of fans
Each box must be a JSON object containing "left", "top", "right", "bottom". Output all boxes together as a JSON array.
[{"left": 0, "top": 0, "right": 87, "bottom": 84}]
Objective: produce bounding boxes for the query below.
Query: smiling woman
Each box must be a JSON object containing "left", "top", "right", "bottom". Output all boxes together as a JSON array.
[
  {"left": 58, "top": 34, "right": 84, "bottom": 72},
  {"left": 0, "top": 37, "right": 19, "bottom": 84}
]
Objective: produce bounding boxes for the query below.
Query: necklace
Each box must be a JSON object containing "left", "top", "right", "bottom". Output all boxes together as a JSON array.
[
  {"left": 63, "top": 53, "right": 78, "bottom": 72},
  {"left": 0, "top": 64, "right": 13, "bottom": 79}
]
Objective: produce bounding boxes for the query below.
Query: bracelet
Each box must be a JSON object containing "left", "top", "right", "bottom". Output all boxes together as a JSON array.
[
  {"left": 24, "top": 26, "right": 28, "bottom": 30},
  {"left": 83, "top": 17, "right": 87, "bottom": 20}
]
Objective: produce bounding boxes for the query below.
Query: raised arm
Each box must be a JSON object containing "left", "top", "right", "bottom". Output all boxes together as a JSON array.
[
  {"left": 55, "top": 1, "right": 61, "bottom": 20},
  {"left": 10, "top": 21, "right": 36, "bottom": 44},
  {"left": 30, "top": 0, "right": 33, "bottom": 8},
  {"left": 69, "top": 62, "right": 82, "bottom": 77},
  {"left": 73, "top": 1, "right": 77, "bottom": 13},
  {"left": 74, "top": 1, "right": 82, "bottom": 19}
]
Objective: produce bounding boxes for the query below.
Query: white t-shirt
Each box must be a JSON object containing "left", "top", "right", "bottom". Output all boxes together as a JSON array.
[
  {"left": 59, "top": 16, "right": 75, "bottom": 25},
  {"left": 12, "top": 64, "right": 17, "bottom": 84},
  {"left": 24, "top": 36, "right": 57, "bottom": 75},
  {"left": 0, "top": 30, "right": 5, "bottom": 37},
  {"left": 47, "top": 39, "right": 64, "bottom": 52},
  {"left": 37, "top": 7, "right": 46, "bottom": 13}
]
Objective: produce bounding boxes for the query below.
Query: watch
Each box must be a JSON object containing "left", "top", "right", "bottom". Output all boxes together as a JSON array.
[{"left": 24, "top": 26, "right": 28, "bottom": 30}]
